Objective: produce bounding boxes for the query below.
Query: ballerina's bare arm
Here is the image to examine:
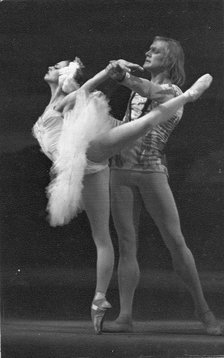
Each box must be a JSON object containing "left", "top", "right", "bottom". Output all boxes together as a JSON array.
[
  {"left": 55, "top": 61, "right": 144, "bottom": 112},
  {"left": 55, "top": 90, "right": 77, "bottom": 113},
  {"left": 54, "top": 69, "right": 111, "bottom": 113}
]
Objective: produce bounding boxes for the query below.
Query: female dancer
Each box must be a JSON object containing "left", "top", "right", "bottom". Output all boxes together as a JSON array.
[{"left": 33, "top": 56, "right": 212, "bottom": 334}]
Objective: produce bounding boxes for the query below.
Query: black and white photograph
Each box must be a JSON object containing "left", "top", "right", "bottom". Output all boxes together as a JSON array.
[{"left": 1, "top": 0, "right": 224, "bottom": 357}]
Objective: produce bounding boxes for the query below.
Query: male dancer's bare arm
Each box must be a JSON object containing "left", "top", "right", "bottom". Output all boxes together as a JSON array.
[
  {"left": 108, "top": 60, "right": 175, "bottom": 100},
  {"left": 82, "top": 61, "right": 142, "bottom": 93}
]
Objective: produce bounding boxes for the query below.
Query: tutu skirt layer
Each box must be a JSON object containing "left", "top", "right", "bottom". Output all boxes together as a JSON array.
[{"left": 46, "top": 90, "right": 113, "bottom": 226}]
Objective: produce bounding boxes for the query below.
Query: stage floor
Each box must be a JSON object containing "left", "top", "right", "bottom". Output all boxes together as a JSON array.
[
  {"left": 2, "top": 319, "right": 224, "bottom": 358},
  {"left": 2, "top": 269, "right": 224, "bottom": 357}
]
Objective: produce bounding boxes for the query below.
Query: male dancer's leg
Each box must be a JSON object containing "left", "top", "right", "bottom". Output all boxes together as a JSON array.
[
  {"left": 139, "top": 172, "right": 222, "bottom": 335},
  {"left": 102, "top": 170, "right": 142, "bottom": 332}
]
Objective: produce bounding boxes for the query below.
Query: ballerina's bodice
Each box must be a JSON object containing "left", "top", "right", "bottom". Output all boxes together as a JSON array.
[{"left": 33, "top": 104, "right": 63, "bottom": 161}]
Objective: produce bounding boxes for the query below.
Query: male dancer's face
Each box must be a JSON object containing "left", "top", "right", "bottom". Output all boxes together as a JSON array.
[{"left": 143, "top": 40, "right": 168, "bottom": 73}]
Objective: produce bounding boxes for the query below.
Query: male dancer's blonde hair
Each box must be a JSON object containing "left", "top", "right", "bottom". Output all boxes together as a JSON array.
[{"left": 154, "top": 36, "right": 185, "bottom": 86}]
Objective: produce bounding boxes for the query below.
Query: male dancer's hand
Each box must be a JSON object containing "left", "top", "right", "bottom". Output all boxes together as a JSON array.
[
  {"left": 106, "top": 59, "right": 143, "bottom": 81},
  {"left": 111, "top": 59, "right": 143, "bottom": 72}
]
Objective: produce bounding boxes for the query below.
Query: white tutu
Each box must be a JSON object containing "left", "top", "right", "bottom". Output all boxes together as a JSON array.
[{"left": 46, "top": 89, "right": 113, "bottom": 227}]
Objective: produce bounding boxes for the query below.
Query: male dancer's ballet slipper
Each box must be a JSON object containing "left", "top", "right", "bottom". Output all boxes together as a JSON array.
[
  {"left": 195, "top": 309, "right": 223, "bottom": 336},
  {"left": 102, "top": 320, "right": 133, "bottom": 333},
  {"left": 185, "top": 74, "right": 213, "bottom": 101},
  {"left": 91, "top": 298, "right": 112, "bottom": 335}
]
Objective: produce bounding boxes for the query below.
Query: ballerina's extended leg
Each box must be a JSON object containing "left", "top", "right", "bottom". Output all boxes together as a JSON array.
[
  {"left": 88, "top": 73, "right": 214, "bottom": 164},
  {"left": 183, "top": 74, "right": 213, "bottom": 102}
]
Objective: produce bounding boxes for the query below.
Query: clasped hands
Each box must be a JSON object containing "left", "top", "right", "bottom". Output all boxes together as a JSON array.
[{"left": 106, "top": 59, "right": 144, "bottom": 81}]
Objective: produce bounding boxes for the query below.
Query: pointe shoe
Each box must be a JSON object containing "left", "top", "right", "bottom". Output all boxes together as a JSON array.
[
  {"left": 185, "top": 74, "right": 213, "bottom": 102},
  {"left": 103, "top": 319, "right": 133, "bottom": 333},
  {"left": 91, "top": 298, "right": 112, "bottom": 335},
  {"left": 195, "top": 309, "right": 223, "bottom": 336}
]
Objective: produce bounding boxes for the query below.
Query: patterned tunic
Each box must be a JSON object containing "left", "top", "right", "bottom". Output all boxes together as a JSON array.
[{"left": 111, "top": 84, "right": 183, "bottom": 175}]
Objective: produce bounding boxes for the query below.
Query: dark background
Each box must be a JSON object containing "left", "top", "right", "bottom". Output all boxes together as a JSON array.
[{"left": 1, "top": 0, "right": 224, "bottom": 292}]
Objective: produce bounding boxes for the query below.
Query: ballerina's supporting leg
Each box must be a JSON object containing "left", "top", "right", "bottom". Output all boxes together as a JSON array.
[
  {"left": 82, "top": 168, "right": 113, "bottom": 334},
  {"left": 88, "top": 74, "right": 213, "bottom": 163}
]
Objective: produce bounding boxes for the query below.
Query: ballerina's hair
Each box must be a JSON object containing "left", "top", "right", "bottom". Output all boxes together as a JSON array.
[
  {"left": 59, "top": 57, "right": 85, "bottom": 94},
  {"left": 154, "top": 36, "right": 186, "bottom": 86}
]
